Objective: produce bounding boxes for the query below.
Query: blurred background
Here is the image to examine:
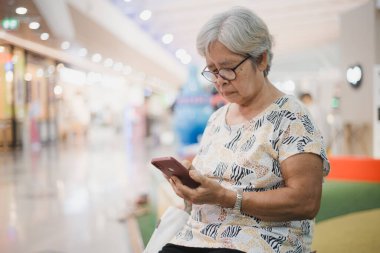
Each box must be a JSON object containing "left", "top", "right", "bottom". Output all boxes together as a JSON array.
[{"left": 0, "top": 0, "right": 379, "bottom": 252}]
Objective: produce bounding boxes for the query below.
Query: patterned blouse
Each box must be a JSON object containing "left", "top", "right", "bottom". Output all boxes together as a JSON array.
[{"left": 170, "top": 95, "right": 330, "bottom": 253}]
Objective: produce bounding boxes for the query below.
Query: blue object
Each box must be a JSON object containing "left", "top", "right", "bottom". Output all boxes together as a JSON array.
[{"left": 173, "top": 65, "right": 213, "bottom": 146}]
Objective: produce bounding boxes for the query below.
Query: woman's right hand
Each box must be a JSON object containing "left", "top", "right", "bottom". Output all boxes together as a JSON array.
[{"left": 169, "top": 163, "right": 235, "bottom": 209}]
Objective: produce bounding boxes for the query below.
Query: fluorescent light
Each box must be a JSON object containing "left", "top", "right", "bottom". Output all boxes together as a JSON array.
[
  {"left": 40, "top": 33, "right": 49, "bottom": 40},
  {"left": 140, "top": 10, "right": 152, "bottom": 21},
  {"left": 29, "top": 22, "right": 40, "bottom": 30},
  {"left": 78, "top": 48, "right": 88, "bottom": 57},
  {"left": 24, "top": 73, "right": 33, "bottom": 81},
  {"left": 15, "top": 7, "right": 27, "bottom": 15},
  {"left": 104, "top": 58, "right": 114, "bottom": 68},
  {"left": 113, "top": 62, "right": 123, "bottom": 71},
  {"left": 162, "top": 33, "right": 173, "bottom": 44},
  {"left": 180, "top": 54, "right": 192, "bottom": 64},
  {"left": 175, "top": 49, "right": 186, "bottom": 58},
  {"left": 54, "top": 85, "right": 63, "bottom": 96},
  {"left": 91, "top": 53, "right": 102, "bottom": 63},
  {"left": 61, "top": 41, "right": 70, "bottom": 50}
]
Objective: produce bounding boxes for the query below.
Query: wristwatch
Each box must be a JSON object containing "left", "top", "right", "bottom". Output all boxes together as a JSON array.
[{"left": 233, "top": 189, "right": 243, "bottom": 213}]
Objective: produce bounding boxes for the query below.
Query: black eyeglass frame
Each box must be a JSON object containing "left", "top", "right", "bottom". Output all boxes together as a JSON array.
[{"left": 201, "top": 55, "right": 251, "bottom": 83}]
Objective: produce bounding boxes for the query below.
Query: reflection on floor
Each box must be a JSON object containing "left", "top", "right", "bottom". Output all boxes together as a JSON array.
[{"left": 0, "top": 126, "right": 167, "bottom": 253}]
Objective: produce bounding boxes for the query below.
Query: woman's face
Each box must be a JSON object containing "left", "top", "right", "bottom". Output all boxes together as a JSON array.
[{"left": 205, "top": 41, "right": 266, "bottom": 106}]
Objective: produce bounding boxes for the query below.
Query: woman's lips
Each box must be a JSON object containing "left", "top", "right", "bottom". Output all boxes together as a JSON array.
[{"left": 222, "top": 90, "right": 235, "bottom": 96}]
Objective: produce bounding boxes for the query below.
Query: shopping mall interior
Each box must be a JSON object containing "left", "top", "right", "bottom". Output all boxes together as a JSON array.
[{"left": 0, "top": 0, "right": 379, "bottom": 252}]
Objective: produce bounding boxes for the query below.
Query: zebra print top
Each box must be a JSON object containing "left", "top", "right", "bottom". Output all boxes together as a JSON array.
[{"left": 170, "top": 95, "right": 330, "bottom": 253}]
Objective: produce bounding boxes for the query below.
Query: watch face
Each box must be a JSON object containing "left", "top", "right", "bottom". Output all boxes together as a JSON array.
[{"left": 346, "top": 64, "right": 363, "bottom": 88}]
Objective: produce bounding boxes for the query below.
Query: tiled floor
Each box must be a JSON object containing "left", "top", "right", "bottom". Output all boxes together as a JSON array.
[{"left": 0, "top": 126, "right": 168, "bottom": 253}]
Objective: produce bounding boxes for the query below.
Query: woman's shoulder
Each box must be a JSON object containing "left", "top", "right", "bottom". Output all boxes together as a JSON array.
[{"left": 274, "top": 94, "right": 308, "bottom": 115}]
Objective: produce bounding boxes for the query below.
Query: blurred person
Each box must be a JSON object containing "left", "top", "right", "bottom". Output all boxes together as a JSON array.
[
  {"left": 299, "top": 92, "right": 330, "bottom": 152},
  {"left": 159, "top": 7, "right": 329, "bottom": 253},
  {"left": 125, "top": 104, "right": 150, "bottom": 204},
  {"left": 65, "top": 91, "right": 90, "bottom": 139},
  {"left": 328, "top": 106, "right": 344, "bottom": 155}
]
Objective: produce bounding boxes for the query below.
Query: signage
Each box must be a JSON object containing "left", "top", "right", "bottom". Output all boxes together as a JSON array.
[{"left": 1, "top": 18, "right": 19, "bottom": 30}]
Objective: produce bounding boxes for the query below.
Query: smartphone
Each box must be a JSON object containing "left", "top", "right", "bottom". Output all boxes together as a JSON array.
[{"left": 151, "top": 156, "right": 200, "bottom": 189}]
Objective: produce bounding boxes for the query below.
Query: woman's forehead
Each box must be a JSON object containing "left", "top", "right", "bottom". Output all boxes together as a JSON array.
[{"left": 205, "top": 52, "right": 244, "bottom": 68}]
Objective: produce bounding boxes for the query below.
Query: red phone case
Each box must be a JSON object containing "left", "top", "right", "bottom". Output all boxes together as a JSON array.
[{"left": 151, "top": 156, "right": 200, "bottom": 189}]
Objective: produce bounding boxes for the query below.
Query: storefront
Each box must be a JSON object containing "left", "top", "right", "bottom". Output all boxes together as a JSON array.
[
  {"left": 0, "top": 44, "right": 59, "bottom": 150},
  {"left": 0, "top": 44, "right": 17, "bottom": 149}
]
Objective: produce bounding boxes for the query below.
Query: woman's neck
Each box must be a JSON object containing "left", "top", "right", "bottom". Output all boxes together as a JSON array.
[{"left": 234, "top": 81, "right": 283, "bottom": 120}]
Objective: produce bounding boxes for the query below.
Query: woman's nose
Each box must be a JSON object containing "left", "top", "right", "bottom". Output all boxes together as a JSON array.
[{"left": 215, "top": 74, "right": 228, "bottom": 86}]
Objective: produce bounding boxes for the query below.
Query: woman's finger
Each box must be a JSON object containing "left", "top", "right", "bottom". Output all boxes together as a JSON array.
[{"left": 170, "top": 177, "right": 185, "bottom": 199}]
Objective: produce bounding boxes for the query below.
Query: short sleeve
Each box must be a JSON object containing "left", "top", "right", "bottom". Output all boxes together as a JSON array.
[{"left": 278, "top": 110, "right": 330, "bottom": 177}]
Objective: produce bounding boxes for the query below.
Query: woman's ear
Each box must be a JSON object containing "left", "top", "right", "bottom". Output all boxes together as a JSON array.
[{"left": 258, "top": 51, "right": 268, "bottom": 72}]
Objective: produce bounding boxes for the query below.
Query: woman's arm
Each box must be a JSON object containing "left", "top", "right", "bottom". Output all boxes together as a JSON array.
[
  {"left": 239, "top": 153, "right": 323, "bottom": 221},
  {"left": 170, "top": 153, "right": 323, "bottom": 221}
]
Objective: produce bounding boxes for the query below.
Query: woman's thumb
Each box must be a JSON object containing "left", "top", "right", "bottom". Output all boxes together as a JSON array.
[
  {"left": 181, "top": 159, "right": 192, "bottom": 170},
  {"left": 189, "top": 169, "right": 203, "bottom": 183}
]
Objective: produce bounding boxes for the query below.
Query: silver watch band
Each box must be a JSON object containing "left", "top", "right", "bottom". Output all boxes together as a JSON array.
[{"left": 233, "top": 190, "right": 243, "bottom": 212}]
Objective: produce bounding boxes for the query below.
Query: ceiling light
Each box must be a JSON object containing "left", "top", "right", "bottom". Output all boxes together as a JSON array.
[
  {"left": 175, "top": 48, "right": 192, "bottom": 64},
  {"left": 180, "top": 54, "right": 192, "bottom": 65},
  {"left": 104, "top": 58, "right": 114, "bottom": 68},
  {"left": 29, "top": 22, "right": 40, "bottom": 30},
  {"left": 175, "top": 49, "right": 186, "bottom": 58},
  {"left": 139, "top": 10, "right": 152, "bottom": 21},
  {"left": 91, "top": 53, "right": 102, "bottom": 63},
  {"left": 40, "top": 33, "right": 49, "bottom": 41},
  {"left": 24, "top": 73, "right": 33, "bottom": 81},
  {"left": 113, "top": 62, "right": 123, "bottom": 71},
  {"left": 15, "top": 7, "right": 28, "bottom": 15},
  {"left": 61, "top": 41, "right": 70, "bottom": 50},
  {"left": 0, "top": 46, "right": 5, "bottom": 53},
  {"left": 36, "top": 68, "right": 44, "bottom": 77},
  {"left": 346, "top": 65, "right": 363, "bottom": 88},
  {"left": 124, "top": 0, "right": 132, "bottom": 2},
  {"left": 78, "top": 48, "right": 88, "bottom": 57},
  {"left": 162, "top": 33, "right": 173, "bottom": 44},
  {"left": 54, "top": 85, "right": 63, "bottom": 96}
]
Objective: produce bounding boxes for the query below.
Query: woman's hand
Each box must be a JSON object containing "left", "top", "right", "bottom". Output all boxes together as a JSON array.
[{"left": 168, "top": 162, "right": 233, "bottom": 207}]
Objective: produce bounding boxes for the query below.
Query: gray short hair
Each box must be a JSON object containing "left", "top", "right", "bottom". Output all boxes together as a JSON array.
[{"left": 196, "top": 6, "right": 274, "bottom": 76}]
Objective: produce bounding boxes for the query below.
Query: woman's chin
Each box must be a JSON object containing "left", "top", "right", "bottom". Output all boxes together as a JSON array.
[{"left": 222, "top": 93, "right": 239, "bottom": 102}]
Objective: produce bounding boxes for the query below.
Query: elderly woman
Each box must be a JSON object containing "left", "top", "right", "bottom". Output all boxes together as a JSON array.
[{"left": 160, "top": 6, "right": 329, "bottom": 253}]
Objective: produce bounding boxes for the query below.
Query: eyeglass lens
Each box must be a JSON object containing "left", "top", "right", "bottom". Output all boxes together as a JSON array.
[{"left": 202, "top": 56, "right": 250, "bottom": 83}]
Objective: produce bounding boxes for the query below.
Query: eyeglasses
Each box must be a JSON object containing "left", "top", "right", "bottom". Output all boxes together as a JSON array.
[{"left": 201, "top": 55, "right": 251, "bottom": 83}]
